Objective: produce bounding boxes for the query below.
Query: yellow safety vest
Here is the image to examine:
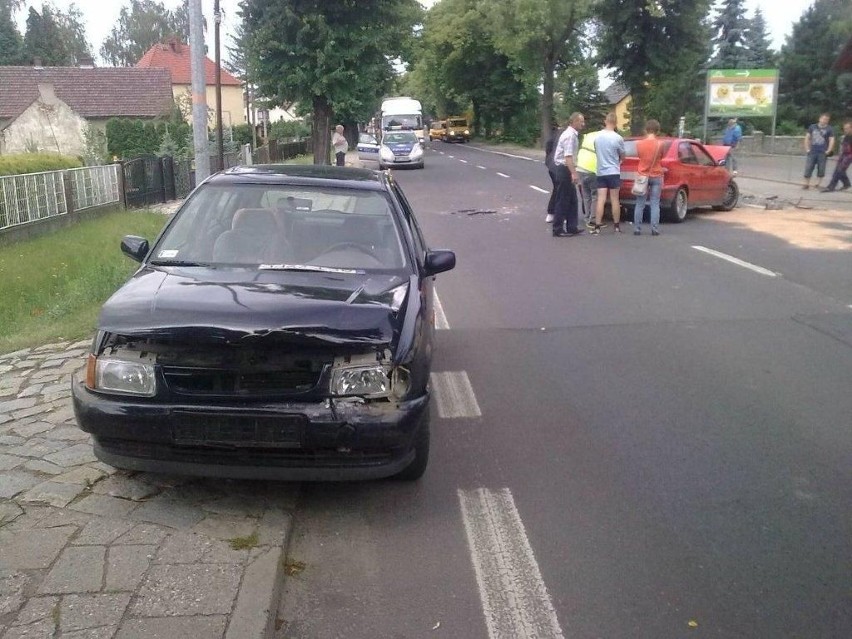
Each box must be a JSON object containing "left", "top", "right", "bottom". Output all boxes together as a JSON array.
[{"left": 576, "top": 130, "right": 600, "bottom": 173}]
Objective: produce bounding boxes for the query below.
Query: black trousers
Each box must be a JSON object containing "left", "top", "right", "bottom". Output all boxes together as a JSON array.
[
  {"left": 547, "top": 167, "right": 557, "bottom": 216},
  {"left": 550, "top": 166, "right": 579, "bottom": 233},
  {"left": 335, "top": 151, "right": 346, "bottom": 166}
]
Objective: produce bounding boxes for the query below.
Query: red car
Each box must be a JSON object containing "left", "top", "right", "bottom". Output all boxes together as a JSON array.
[{"left": 619, "top": 138, "right": 740, "bottom": 223}]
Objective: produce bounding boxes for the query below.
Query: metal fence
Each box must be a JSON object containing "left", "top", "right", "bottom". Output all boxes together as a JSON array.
[
  {"left": 68, "top": 164, "right": 121, "bottom": 211},
  {"left": 0, "top": 171, "right": 67, "bottom": 230}
]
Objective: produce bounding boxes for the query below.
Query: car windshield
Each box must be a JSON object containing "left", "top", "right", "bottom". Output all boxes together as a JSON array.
[
  {"left": 359, "top": 134, "right": 377, "bottom": 144},
  {"left": 448, "top": 119, "right": 467, "bottom": 127},
  {"left": 149, "top": 184, "right": 408, "bottom": 271},
  {"left": 383, "top": 132, "right": 417, "bottom": 144}
]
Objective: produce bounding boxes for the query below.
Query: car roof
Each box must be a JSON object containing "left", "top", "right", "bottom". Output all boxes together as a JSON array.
[{"left": 205, "top": 164, "right": 389, "bottom": 191}]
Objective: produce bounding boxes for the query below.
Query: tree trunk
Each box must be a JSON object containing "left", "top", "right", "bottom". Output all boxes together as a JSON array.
[
  {"left": 312, "top": 96, "right": 333, "bottom": 165},
  {"left": 541, "top": 50, "right": 556, "bottom": 148},
  {"left": 629, "top": 89, "right": 645, "bottom": 136},
  {"left": 472, "top": 99, "right": 481, "bottom": 137}
]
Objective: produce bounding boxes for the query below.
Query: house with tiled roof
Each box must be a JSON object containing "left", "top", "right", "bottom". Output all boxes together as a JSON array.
[
  {"left": 603, "top": 81, "right": 631, "bottom": 131},
  {"left": 0, "top": 65, "right": 174, "bottom": 156},
  {"left": 137, "top": 39, "right": 246, "bottom": 127}
]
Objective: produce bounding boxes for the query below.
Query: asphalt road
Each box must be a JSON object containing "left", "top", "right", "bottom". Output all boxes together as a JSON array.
[{"left": 274, "top": 143, "right": 852, "bottom": 638}]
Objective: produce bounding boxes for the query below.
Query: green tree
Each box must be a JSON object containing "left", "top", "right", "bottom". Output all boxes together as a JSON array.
[
  {"left": 778, "top": 0, "right": 852, "bottom": 127},
  {"left": 241, "top": 0, "right": 421, "bottom": 164},
  {"left": 482, "top": 0, "right": 591, "bottom": 146},
  {"left": 711, "top": 0, "right": 750, "bottom": 68},
  {"left": 0, "top": 1, "right": 22, "bottom": 65},
  {"left": 22, "top": 3, "right": 92, "bottom": 66},
  {"left": 100, "top": 0, "right": 190, "bottom": 67},
  {"left": 596, "top": 0, "right": 713, "bottom": 134},
  {"left": 743, "top": 8, "right": 777, "bottom": 67},
  {"left": 555, "top": 35, "right": 609, "bottom": 129}
]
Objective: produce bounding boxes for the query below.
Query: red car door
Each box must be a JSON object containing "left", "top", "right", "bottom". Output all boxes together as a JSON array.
[
  {"left": 689, "top": 142, "right": 729, "bottom": 206},
  {"left": 673, "top": 141, "right": 704, "bottom": 205}
]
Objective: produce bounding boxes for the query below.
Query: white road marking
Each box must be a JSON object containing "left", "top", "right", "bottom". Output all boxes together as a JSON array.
[
  {"left": 692, "top": 245, "right": 777, "bottom": 277},
  {"left": 430, "top": 371, "right": 481, "bottom": 419},
  {"left": 449, "top": 155, "right": 455, "bottom": 159},
  {"left": 433, "top": 291, "right": 450, "bottom": 330},
  {"left": 460, "top": 159, "right": 469, "bottom": 164},
  {"left": 497, "top": 172, "right": 510, "bottom": 178},
  {"left": 477, "top": 165, "right": 487, "bottom": 170},
  {"left": 439, "top": 151, "right": 445, "bottom": 155},
  {"left": 465, "top": 146, "right": 542, "bottom": 163},
  {"left": 459, "top": 488, "right": 565, "bottom": 639},
  {"left": 529, "top": 185, "right": 549, "bottom": 194}
]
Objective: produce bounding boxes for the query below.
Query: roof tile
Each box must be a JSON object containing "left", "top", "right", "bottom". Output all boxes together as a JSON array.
[{"left": 136, "top": 40, "right": 242, "bottom": 86}]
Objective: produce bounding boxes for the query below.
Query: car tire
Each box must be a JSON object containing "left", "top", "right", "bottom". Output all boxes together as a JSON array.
[
  {"left": 664, "top": 187, "right": 689, "bottom": 223},
  {"left": 713, "top": 180, "right": 739, "bottom": 211},
  {"left": 395, "top": 407, "right": 430, "bottom": 481}
]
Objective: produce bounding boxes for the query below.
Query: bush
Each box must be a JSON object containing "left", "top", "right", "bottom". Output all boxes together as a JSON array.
[
  {"left": 0, "top": 153, "right": 83, "bottom": 176},
  {"left": 270, "top": 119, "right": 310, "bottom": 141}
]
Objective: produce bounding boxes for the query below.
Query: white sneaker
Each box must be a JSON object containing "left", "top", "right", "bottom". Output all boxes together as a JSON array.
[{"left": 545, "top": 214, "right": 554, "bottom": 223}]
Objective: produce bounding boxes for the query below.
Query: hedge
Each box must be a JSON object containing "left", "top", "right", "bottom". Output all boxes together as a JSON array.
[{"left": 0, "top": 153, "right": 83, "bottom": 177}]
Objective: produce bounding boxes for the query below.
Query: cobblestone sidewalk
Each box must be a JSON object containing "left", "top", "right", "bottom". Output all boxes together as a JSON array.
[{"left": 0, "top": 342, "right": 297, "bottom": 639}]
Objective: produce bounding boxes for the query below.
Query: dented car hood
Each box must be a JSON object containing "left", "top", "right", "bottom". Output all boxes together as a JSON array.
[{"left": 98, "top": 266, "right": 409, "bottom": 346}]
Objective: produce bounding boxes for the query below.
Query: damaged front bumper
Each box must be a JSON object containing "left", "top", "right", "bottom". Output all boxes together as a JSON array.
[{"left": 72, "top": 375, "right": 429, "bottom": 481}]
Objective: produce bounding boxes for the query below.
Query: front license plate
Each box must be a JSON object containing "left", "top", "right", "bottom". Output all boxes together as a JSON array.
[{"left": 172, "top": 411, "right": 305, "bottom": 448}]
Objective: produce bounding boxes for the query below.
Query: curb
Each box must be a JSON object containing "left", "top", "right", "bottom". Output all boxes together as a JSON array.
[{"left": 226, "top": 514, "right": 293, "bottom": 639}]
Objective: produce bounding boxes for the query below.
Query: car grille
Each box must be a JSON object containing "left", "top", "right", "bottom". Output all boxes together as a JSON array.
[
  {"left": 172, "top": 411, "right": 306, "bottom": 448},
  {"left": 162, "top": 367, "right": 322, "bottom": 397},
  {"left": 99, "top": 437, "right": 397, "bottom": 468}
]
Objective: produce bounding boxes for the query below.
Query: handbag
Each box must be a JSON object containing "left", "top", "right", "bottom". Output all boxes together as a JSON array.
[{"left": 631, "top": 175, "right": 649, "bottom": 196}]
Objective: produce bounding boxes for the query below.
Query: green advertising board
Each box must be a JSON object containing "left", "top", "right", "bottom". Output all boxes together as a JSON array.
[{"left": 707, "top": 69, "right": 779, "bottom": 117}]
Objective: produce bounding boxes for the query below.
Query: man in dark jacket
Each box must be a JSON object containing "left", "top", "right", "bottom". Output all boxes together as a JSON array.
[{"left": 821, "top": 120, "right": 852, "bottom": 192}]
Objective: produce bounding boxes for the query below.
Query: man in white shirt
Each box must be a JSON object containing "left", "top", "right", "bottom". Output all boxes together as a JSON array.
[
  {"left": 332, "top": 125, "right": 348, "bottom": 166},
  {"left": 550, "top": 112, "right": 586, "bottom": 237}
]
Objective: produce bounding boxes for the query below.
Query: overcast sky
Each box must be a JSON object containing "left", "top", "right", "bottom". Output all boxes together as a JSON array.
[{"left": 16, "top": 0, "right": 815, "bottom": 66}]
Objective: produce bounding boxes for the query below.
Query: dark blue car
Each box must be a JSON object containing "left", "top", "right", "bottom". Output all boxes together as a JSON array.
[{"left": 72, "top": 165, "right": 455, "bottom": 481}]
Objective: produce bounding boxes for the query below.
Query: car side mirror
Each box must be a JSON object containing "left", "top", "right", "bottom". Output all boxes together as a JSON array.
[
  {"left": 424, "top": 250, "right": 455, "bottom": 276},
  {"left": 121, "top": 235, "right": 149, "bottom": 263}
]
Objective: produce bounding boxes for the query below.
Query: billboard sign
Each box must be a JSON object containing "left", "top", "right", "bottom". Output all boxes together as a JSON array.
[{"left": 707, "top": 69, "right": 778, "bottom": 117}]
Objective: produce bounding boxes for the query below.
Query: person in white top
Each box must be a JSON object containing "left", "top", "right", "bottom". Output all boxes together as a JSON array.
[
  {"left": 332, "top": 125, "right": 348, "bottom": 166},
  {"left": 549, "top": 112, "right": 586, "bottom": 237}
]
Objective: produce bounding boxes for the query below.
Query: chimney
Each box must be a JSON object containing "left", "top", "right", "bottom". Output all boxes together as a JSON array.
[
  {"left": 78, "top": 55, "right": 95, "bottom": 69},
  {"left": 167, "top": 37, "right": 181, "bottom": 53},
  {"left": 33, "top": 56, "right": 43, "bottom": 68}
]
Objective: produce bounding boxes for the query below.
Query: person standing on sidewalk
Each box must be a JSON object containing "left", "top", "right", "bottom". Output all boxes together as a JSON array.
[
  {"left": 633, "top": 119, "right": 665, "bottom": 236},
  {"left": 591, "top": 112, "right": 625, "bottom": 234},
  {"left": 544, "top": 120, "right": 563, "bottom": 223},
  {"left": 803, "top": 113, "right": 835, "bottom": 190},
  {"left": 821, "top": 120, "right": 852, "bottom": 192},
  {"left": 550, "top": 112, "right": 585, "bottom": 237},
  {"left": 722, "top": 118, "right": 743, "bottom": 174},
  {"left": 332, "top": 125, "right": 348, "bottom": 166},
  {"left": 576, "top": 127, "right": 602, "bottom": 229}
]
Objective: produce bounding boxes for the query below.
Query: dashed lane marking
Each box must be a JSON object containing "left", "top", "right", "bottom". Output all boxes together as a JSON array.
[
  {"left": 433, "top": 291, "right": 450, "bottom": 330},
  {"left": 430, "top": 371, "right": 481, "bottom": 419},
  {"left": 497, "top": 172, "right": 510, "bottom": 178},
  {"left": 529, "top": 185, "right": 549, "bottom": 194},
  {"left": 465, "top": 146, "right": 542, "bottom": 163},
  {"left": 459, "top": 488, "right": 565, "bottom": 639},
  {"left": 692, "top": 245, "right": 778, "bottom": 277},
  {"left": 460, "top": 159, "right": 469, "bottom": 164},
  {"left": 477, "top": 165, "right": 487, "bottom": 170}
]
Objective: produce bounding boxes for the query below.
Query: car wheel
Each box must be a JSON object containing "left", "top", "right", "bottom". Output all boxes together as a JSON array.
[
  {"left": 665, "top": 187, "right": 688, "bottom": 223},
  {"left": 714, "top": 180, "right": 739, "bottom": 211},
  {"left": 395, "top": 407, "right": 430, "bottom": 481}
]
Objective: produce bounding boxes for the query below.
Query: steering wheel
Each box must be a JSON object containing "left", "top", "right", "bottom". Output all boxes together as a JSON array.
[{"left": 319, "top": 242, "right": 380, "bottom": 259}]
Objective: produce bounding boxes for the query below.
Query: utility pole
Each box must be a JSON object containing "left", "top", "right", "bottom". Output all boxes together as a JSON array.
[
  {"left": 189, "top": 0, "right": 210, "bottom": 181},
  {"left": 214, "top": 0, "right": 224, "bottom": 171}
]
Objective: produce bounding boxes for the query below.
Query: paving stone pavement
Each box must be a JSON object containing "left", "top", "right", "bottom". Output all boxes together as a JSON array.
[{"left": 0, "top": 342, "right": 298, "bottom": 639}]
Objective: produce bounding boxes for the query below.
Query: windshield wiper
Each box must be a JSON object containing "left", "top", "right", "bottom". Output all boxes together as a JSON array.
[
  {"left": 149, "top": 260, "right": 211, "bottom": 267},
  {"left": 258, "top": 263, "right": 363, "bottom": 274}
]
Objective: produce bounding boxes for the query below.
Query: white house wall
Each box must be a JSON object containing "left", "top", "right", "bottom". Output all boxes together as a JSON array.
[{"left": 2, "top": 96, "right": 87, "bottom": 157}]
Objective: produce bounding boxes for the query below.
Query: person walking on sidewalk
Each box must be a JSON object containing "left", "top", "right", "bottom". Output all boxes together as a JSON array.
[
  {"left": 803, "top": 113, "right": 835, "bottom": 190},
  {"left": 332, "top": 124, "right": 348, "bottom": 166},
  {"left": 722, "top": 118, "right": 743, "bottom": 174},
  {"left": 544, "top": 120, "right": 563, "bottom": 223},
  {"left": 576, "top": 127, "right": 602, "bottom": 229},
  {"left": 633, "top": 119, "right": 665, "bottom": 236},
  {"left": 591, "top": 112, "right": 625, "bottom": 234},
  {"left": 550, "top": 112, "right": 586, "bottom": 237},
  {"left": 821, "top": 120, "right": 852, "bottom": 193}
]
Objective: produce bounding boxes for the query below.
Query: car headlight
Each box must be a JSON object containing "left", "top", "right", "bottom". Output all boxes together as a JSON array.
[
  {"left": 380, "top": 147, "right": 394, "bottom": 161},
  {"left": 331, "top": 365, "right": 391, "bottom": 397},
  {"left": 464, "top": 129, "right": 470, "bottom": 135},
  {"left": 410, "top": 145, "right": 423, "bottom": 158},
  {"left": 87, "top": 355, "right": 156, "bottom": 396},
  {"left": 449, "top": 131, "right": 456, "bottom": 136}
]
